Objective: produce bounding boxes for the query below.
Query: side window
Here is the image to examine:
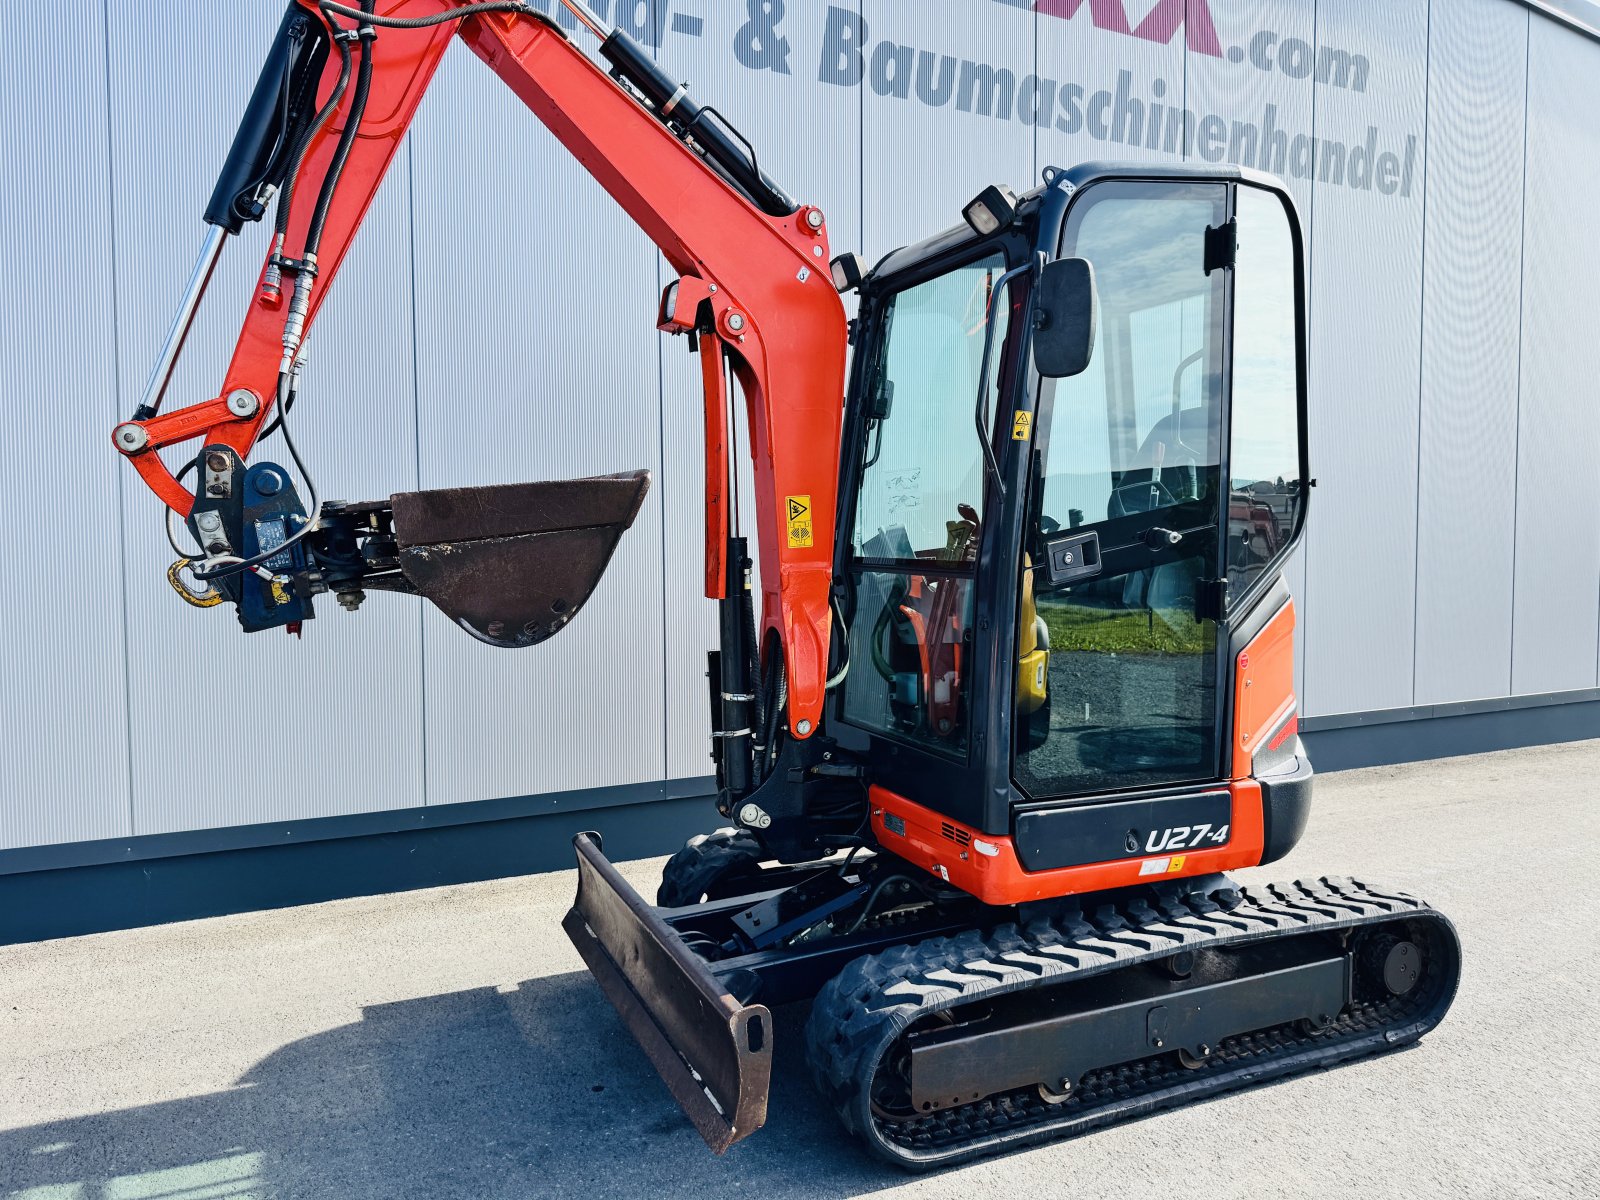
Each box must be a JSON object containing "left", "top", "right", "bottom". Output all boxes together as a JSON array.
[
  {"left": 842, "top": 253, "right": 1019, "bottom": 757},
  {"left": 852, "top": 256, "right": 1010, "bottom": 561},
  {"left": 1228, "top": 187, "right": 1304, "bottom": 594}
]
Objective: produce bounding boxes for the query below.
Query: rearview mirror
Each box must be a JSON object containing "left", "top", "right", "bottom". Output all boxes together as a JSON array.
[{"left": 1033, "top": 257, "right": 1096, "bottom": 378}]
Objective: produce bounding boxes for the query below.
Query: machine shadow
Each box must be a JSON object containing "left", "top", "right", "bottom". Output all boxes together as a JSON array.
[{"left": 1, "top": 973, "right": 905, "bottom": 1200}]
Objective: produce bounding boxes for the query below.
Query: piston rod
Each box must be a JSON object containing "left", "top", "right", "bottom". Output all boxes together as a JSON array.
[
  {"left": 134, "top": 225, "right": 228, "bottom": 419},
  {"left": 557, "top": 0, "right": 609, "bottom": 38}
]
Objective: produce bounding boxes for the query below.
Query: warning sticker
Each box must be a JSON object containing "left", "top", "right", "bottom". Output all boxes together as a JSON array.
[
  {"left": 786, "top": 495, "right": 814, "bottom": 548},
  {"left": 1011, "top": 410, "right": 1032, "bottom": 441},
  {"left": 1138, "top": 857, "right": 1170, "bottom": 877}
]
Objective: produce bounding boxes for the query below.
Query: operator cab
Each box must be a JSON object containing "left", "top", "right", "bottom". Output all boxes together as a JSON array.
[{"left": 829, "top": 163, "right": 1308, "bottom": 876}]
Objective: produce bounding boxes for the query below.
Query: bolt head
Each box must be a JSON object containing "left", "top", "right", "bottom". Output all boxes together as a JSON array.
[
  {"left": 225, "top": 389, "right": 259, "bottom": 418},
  {"left": 255, "top": 469, "right": 284, "bottom": 496},
  {"left": 806, "top": 208, "right": 825, "bottom": 230},
  {"left": 114, "top": 423, "right": 148, "bottom": 452},
  {"left": 797, "top": 718, "right": 812, "bottom": 735},
  {"left": 726, "top": 311, "right": 746, "bottom": 332}
]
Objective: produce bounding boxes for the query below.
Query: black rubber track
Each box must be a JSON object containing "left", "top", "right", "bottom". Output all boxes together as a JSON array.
[
  {"left": 656, "top": 828, "right": 766, "bottom": 908},
  {"left": 803, "top": 876, "right": 1461, "bottom": 1170}
]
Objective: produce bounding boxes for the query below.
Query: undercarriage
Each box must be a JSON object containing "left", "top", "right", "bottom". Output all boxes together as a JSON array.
[{"left": 564, "top": 831, "right": 1461, "bottom": 1168}]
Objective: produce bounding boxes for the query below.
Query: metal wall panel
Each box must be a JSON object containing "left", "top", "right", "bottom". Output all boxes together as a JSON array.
[
  {"left": 105, "top": 3, "right": 428, "bottom": 835},
  {"left": 6, "top": 1, "right": 1600, "bottom": 852},
  {"left": 0, "top": 1, "right": 132, "bottom": 849},
  {"left": 859, "top": 0, "right": 1036, "bottom": 252},
  {"left": 1414, "top": 0, "right": 1528, "bottom": 705},
  {"left": 653, "top": 3, "right": 864, "bottom": 779},
  {"left": 1303, "top": 0, "right": 1429, "bottom": 716},
  {"left": 1511, "top": 19, "right": 1600, "bottom": 694},
  {"left": 1035, "top": 0, "right": 1185, "bottom": 169},
  {"left": 409, "top": 39, "right": 667, "bottom": 804}
]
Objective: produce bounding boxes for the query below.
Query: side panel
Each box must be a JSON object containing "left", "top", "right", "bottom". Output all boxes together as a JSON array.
[
  {"left": 0, "top": 0, "right": 132, "bottom": 848},
  {"left": 1413, "top": 0, "right": 1529, "bottom": 705},
  {"left": 1302, "top": 1, "right": 1429, "bottom": 716},
  {"left": 1510, "top": 19, "right": 1600, "bottom": 695}
]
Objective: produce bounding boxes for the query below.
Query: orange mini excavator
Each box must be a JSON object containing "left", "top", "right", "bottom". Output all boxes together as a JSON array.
[{"left": 114, "top": 0, "right": 1460, "bottom": 1169}]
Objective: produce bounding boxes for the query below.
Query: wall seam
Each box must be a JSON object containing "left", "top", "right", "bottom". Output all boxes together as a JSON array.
[
  {"left": 102, "top": 0, "right": 138, "bottom": 839},
  {"left": 1302, "top": 0, "right": 1318, "bottom": 717},
  {"left": 405, "top": 137, "right": 430, "bottom": 808},
  {"left": 655, "top": 250, "right": 669, "bottom": 782},
  {"left": 1409, "top": 0, "right": 1434, "bottom": 706},
  {"left": 651, "top": 5, "right": 669, "bottom": 782},
  {"left": 1508, "top": 8, "right": 1531, "bottom": 694}
]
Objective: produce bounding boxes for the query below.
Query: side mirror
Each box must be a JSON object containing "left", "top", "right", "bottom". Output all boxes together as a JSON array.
[{"left": 1033, "top": 257, "right": 1096, "bottom": 379}]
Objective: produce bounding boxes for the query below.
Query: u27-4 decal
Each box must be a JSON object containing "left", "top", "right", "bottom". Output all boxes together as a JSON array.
[{"left": 1145, "top": 823, "right": 1230, "bottom": 854}]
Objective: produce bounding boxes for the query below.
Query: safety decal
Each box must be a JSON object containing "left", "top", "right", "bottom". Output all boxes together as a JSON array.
[
  {"left": 786, "top": 494, "right": 814, "bottom": 548},
  {"left": 1138, "top": 854, "right": 1188, "bottom": 877},
  {"left": 1012, "top": 410, "right": 1032, "bottom": 440}
]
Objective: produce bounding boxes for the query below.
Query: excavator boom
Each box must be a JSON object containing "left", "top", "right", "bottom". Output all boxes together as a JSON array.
[{"left": 113, "top": 0, "right": 845, "bottom": 731}]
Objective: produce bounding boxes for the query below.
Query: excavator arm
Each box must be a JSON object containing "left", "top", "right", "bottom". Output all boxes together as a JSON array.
[{"left": 111, "top": 0, "right": 847, "bottom": 739}]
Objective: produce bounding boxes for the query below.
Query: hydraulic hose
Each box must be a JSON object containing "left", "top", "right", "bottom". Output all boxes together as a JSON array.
[
  {"left": 304, "top": 1, "right": 376, "bottom": 259},
  {"left": 274, "top": 31, "right": 352, "bottom": 239},
  {"left": 318, "top": 0, "right": 534, "bottom": 28}
]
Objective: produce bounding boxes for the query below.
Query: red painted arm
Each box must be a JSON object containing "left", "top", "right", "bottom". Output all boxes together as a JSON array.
[{"left": 112, "top": 0, "right": 847, "bottom": 737}]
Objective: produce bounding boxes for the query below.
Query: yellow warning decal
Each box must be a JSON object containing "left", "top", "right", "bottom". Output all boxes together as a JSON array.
[
  {"left": 1012, "top": 410, "right": 1032, "bottom": 441},
  {"left": 786, "top": 494, "right": 814, "bottom": 548},
  {"left": 1168, "top": 855, "right": 1187, "bottom": 873}
]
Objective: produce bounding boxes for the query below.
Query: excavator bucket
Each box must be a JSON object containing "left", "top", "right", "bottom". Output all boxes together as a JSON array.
[
  {"left": 562, "top": 832, "right": 773, "bottom": 1153},
  {"left": 389, "top": 471, "right": 650, "bottom": 648}
]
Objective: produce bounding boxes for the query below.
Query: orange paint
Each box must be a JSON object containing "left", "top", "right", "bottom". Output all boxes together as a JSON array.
[
  {"left": 1233, "top": 599, "right": 1297, "bottom": 779},
  {"left": 871, "top": 781, "right": 1265, "bottom": 906}
]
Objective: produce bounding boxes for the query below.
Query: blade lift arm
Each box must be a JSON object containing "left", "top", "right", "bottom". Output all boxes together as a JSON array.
[{"left": 111, "top": 0, "right": 848, "bottom": 752}]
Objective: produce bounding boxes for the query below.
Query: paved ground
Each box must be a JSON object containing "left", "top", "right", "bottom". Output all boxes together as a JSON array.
[{"left": 4, "top": 742, "right": 1599, "bottom": 1199}]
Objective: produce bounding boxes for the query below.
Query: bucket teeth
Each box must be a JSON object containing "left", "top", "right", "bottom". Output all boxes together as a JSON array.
[{"left": 389, "top": 470, "right": 650, "bottom": 648}]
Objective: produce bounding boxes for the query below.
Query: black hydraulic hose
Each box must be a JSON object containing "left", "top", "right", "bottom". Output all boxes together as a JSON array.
[
  {"left": 275, "top": 30, "right": 352, "bottom": 239},
  {"left": 318, "top": 0, "right": 532, "bottom": 27},
  {"left": 304, "top": 2, "right": 375, "bottom": 259}
]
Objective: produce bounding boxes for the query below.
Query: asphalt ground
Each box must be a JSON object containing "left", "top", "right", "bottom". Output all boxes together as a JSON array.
[{"left": 3, "top": 742, "right": 1598, "bottom": 1199}]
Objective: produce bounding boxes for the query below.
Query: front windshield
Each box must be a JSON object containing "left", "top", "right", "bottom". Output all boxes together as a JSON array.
[{"left": 1016, "top": 181, "right": 1228, "bottom": 798}]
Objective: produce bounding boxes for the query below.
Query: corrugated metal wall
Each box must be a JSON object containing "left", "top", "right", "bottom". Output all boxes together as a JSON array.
[{"left": 1, "top": 0, "right": 1591, "bottom": 852}]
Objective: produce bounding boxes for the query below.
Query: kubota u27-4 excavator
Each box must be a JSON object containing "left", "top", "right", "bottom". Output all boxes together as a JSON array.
[{"left": 112, "top": 0, "right": 1461, "bottom": 1169}]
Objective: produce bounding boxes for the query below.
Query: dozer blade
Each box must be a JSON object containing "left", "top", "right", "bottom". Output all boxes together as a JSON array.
[
  {"left": 563, "top": 832, "right": 772, "bottom": 1153},
  {"left": 390, "top": 471, "right": 650, "bottom": 648}
]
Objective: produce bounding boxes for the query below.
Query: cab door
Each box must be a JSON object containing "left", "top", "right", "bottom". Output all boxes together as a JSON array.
[{"left": 1016, "top": 177, "right": 1306, "bottom": 802}]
